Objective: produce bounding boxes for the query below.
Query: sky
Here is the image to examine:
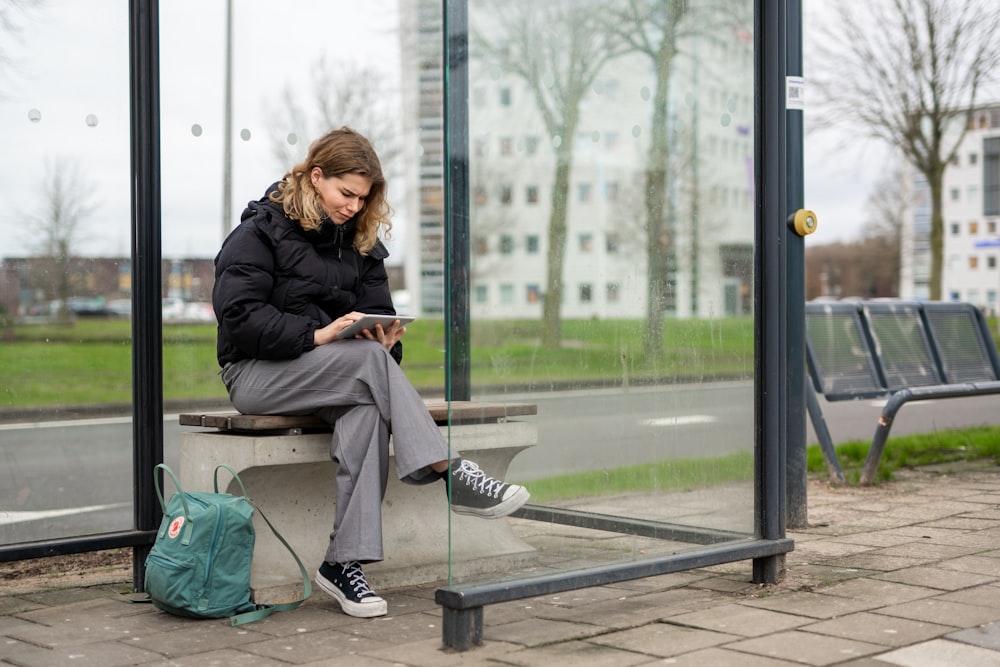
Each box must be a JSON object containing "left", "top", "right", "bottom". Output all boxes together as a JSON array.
[{"left": 0, "top": 0, "right": 921, "bottom": 262}]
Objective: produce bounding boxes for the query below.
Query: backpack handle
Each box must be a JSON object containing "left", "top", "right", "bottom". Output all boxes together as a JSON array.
[
  {"left": 153, "top": 463, "right": 193, "bottom": 544},
  {"left": 213, "top": 463, "right": 249, "bottom": 497}
]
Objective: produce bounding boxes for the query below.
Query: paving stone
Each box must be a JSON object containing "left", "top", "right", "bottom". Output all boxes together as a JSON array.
[
  {"left": 940, "top": 555, "right": 1000, "bottom": 578},
  {"left": 822, "top": 553, "right": 937, "bottom": 572},
  {"left": 124, "top": 622, "right": 272, "bottom": 659},
  {"left": 667, "top": 602, "right": 811, "bottom": 637},
  {"left": 361, "top": 636, "right": 524, "bottom": 666},
  {"left": 482, "top": 617, "right": 608, "bottom": 648},
  {"left": 135, "top": 648, "right": 289, "bottom": 666},
  {"left": 483, "top": 638, "right": 650, "bottom": 667},
  {"left": 331, "top": 610, "right": 441, "bottom": 643},
  {"left": 588, "top": 622, "right": 739, "bottom": 657},
  {"left": 947, "top": 620, "right": 1000, "bottom": 651},
  {"left": 801, "top": 611, "right": 956, "bottom": 647},
  {"left": 816, "top": 578, "right": 938, "bottom": 604},
  {"left": 241, "top": 627, "right": 384, "bottom": 663},
  {"left": 628, "top": 646, "right": 802, "bottom": 666},
  {"left": 0, "top": 596, "right": 45, "bottom": 615},
  {"left": 725, "top": 629, "right": 886, "bottom": 666},
  {"left": 919, "top": 517, "right": 1000, "bottom": 531},
  {"left": 935, "top": 584, "right": 1000, "bottom": 610},
  {"left": 0, "top": 635, "right": 164, "bottom": 667},
  {"left": 874, "top": 638, "right": 1000, "bottom": 667},
  {"left": 873, "top": 565, "right": 998, "bottom": 591},
  {"left": 875, "top": 598, "right": 1000, "bottom": 627},
  {"left": 740, "top": 590, "right": 881, "bottom": 619}
]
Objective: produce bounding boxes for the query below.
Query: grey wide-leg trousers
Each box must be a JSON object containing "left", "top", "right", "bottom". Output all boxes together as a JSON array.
[{"left": 220, "top": 339, "right": 450, "bottom": 564}]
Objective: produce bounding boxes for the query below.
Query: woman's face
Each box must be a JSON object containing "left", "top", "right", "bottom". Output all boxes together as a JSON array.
[{"left": 311, "top": 168, "right": 372, "bottom": 224}]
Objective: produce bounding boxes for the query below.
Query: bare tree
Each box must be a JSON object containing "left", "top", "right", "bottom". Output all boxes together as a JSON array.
[
  {"left": 265, "top": 57, "right": 403, "bottom": 179},
  {"left": 23, "top": 159, "right": 99, "bottom": 322},
  {"left": 602, "top": 0, "right": 750, "bottom": 357},
  {"left": 472, "top": 0, "right": 626, "bottom": 348},
  {"left": 810, "top": 0, "right": 1000, "bottom": 300}
]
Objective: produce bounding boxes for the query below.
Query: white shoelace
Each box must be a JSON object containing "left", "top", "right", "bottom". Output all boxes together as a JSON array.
[
  {"left": 456, "top": 460, "right": 506, "bottom": 498},
  {"left": 342, "top": 561, "right": 377, "bottom": 598}
]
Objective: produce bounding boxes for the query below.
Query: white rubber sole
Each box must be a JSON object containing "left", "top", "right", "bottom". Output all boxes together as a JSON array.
[
  {"left": 314, "top": 570, "right": 387, "bottom": 618},
  {"left": 451, "top": 485, "right": 530, "bottom": 519}
]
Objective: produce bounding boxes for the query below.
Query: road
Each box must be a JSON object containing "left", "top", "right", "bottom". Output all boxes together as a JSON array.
[{"left": 2, "top": 383, "right": 1000, "bottom": 545}]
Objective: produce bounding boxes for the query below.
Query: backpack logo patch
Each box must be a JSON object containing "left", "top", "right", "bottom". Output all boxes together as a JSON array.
[{"left": 168, "top": 516, "right": 185, "bottom": 539}]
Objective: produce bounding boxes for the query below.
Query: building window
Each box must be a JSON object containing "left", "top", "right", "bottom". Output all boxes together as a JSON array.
[
  {"left": 970, "top": 152, "right": 978, "bottom": 166},
  {"left": 606, "top": 233, "right": 619, "bottom": 253},
  {"left": 951, "top": 222, "right": 961, "bottom": 235},
  {"left": 524, "top": 136, "right": 539, "bottom": 155},
  {"left": 474, "top": 186, "right": 488, "bottom": 206},
  {"left": 500, "top": 235, "right": 514, "bottom": 255},
  {"left": 950, "top": 154, "right": 960, "bottom": 166},
  {"left": 526, "top": 284, "right": 541, "bottom": 304},
  {"left": 526, "top": 235, "right": 539, "bottom": 254},
  {"left": 499, "top": 87, "right": 512, "bottom": 106},
  {"left": 989, "top": 221, "right": 997, "bottom": 234},
  {"left": 606, "top": 182, "right": 619, "bottom": 202},
  {"left": 499, "top": 284, "right": 514, "bottom": 304},
  {"left": 985, "top": 137, "right": 1000, "bottom": 216},
  {"left": 499, "top": 185, "right": 513, "bottom": 205},
  {"left": 579, "top": 283, "right": 593, "bottom": 303},
  {"left": 500, "top": 137, "right": 513, "bottom": 156},
  {"left": 606, "top": 282, "right": 620, "bottom": 303},
  {"left": 578, "top": 183, "right": 592, "bottom": 202},
  {"left": 951, "top": 188, "right": 961, "bottom": 201},
  {"left": 525, "top": 185, "right": 539, "bottom": 204},
  {"left": 475, "top": 284, "right": 488, "bottom": 304},
  {"left": 970, "top": 221, "right": 979, "bottom": 235},
  {"left": 579, "top": 233, "right": 594, "bottom": 252},
  {"left": 988, "top": 256, "right": 997, "bottom": 269},
  {"left": 474, "top": 237, "right": 489, "bottom": 255},
  {"left": 969, "top": 256, "right": 979, "bottom": 269},
  {"left": 474, "top": 138, "right": 488, "bottom": 157}
]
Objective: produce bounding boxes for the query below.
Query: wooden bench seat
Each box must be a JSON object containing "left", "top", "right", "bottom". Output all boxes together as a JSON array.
[{"left": 178, "top": 401, "right": 538, "bottom": 604}]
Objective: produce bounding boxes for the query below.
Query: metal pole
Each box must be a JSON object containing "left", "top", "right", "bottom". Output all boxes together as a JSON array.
[
  {"left": 784, "top": 0, "right": 808, "bottom": 528},
  {"left": 443, "top": 0, "right": 471, "bottom": 401},
  {"left": 754, "top": 0, "right": 788, "bottom": 585},
  {"left": 222, "top": 0, "right": 233, "bottom": 244},
  {"left": 129, "top": 0, "right": 163, "bottom": 591}
]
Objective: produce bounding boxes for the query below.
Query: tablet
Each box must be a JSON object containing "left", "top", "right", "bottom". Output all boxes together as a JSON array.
[{"left": 334, "top": 314, "right": 415, "bottom": 339}]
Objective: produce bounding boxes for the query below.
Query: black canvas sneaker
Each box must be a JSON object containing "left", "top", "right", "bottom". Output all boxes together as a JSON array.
[
  {"left": 315, "top": 561, "right": 387, "bottom": 618},
  {"left": 448, "top": 458, "right": 530, "bottom": 519}
]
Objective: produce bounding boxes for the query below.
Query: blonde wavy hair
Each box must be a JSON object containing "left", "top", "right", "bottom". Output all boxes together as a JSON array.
[{"left": 270, "top": 127, "right": 392, "bottom": 255}]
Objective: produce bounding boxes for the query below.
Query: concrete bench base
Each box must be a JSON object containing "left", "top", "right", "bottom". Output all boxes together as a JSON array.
[{"left": 180, "top": 417, "right": 537, "bottom": 605}]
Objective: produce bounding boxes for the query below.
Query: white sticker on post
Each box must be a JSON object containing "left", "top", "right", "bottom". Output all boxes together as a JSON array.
[{"left": 786, "top": 76, "right": 805, "bottom": 110}]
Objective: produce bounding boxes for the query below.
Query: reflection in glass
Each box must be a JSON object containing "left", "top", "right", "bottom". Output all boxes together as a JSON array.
[
  {"left": 0, "top": 0, "right": 133, "bottom": 544},
  {"left": 439, "top": 0, "right": 757, "bottom": 584}
]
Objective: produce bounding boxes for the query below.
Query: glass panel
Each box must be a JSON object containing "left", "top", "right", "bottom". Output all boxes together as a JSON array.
[
  {"left": 443, "top": 0, "right": 756, "bottom": 583},
  {"left": 0, "top": 1, "right": 132, "bottom": 545}
]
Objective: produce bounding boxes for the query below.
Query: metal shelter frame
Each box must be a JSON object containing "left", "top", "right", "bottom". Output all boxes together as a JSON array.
[{"left": 0, "top": 1, "right": 807, "bottom": 648}]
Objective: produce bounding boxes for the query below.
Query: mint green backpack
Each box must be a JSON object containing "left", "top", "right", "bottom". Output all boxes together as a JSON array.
[{"left": 145, "top": 464, "right": 310, "bottom": 626}]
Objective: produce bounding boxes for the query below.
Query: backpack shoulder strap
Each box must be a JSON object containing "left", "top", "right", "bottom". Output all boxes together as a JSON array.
[{"left": 229, "top": 500, "right": 312, "bottom": 627}]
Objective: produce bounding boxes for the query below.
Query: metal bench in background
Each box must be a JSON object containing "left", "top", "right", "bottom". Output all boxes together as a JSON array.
[{"left": 805, "top": 300, "right": 1000, "bottom": 485}]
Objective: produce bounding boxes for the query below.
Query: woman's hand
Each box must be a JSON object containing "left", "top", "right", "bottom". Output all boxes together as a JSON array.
[
  {"left": 360, "top": 318, "right": 406, "bottom": 351},
  {"left": 313, "top": 312, "right": 405, "bottom": 351},
  {"left": 313, "top": 312, "right": 365, "bottom": 346}
]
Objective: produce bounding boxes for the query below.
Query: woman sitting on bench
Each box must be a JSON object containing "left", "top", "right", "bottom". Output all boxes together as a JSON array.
[{"left": 212, "top": 127, "right": 530, "bottom": 619}]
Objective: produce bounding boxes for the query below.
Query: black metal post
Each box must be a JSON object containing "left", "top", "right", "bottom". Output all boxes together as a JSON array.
[
  {"left": 784, "top": 0, "right": 808, "bottom": 528},
  {"left": 754, "top": 0, "right": 788, "bottom": 584},
  {"left": 443, "top": 0, "right": 471, "bottom": 402},
  {"left": 129, "top": 0, "right": 163, "bottom": 592}
]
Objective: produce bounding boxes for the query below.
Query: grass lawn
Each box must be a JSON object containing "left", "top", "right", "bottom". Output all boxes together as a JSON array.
[{"left": 0, "top": 316, "right": 755, "bottom": 408}]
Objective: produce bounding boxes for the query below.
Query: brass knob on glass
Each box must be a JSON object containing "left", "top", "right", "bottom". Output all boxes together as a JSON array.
[{"left": 789, "top": 209, "right": 817, "bottom": 236}]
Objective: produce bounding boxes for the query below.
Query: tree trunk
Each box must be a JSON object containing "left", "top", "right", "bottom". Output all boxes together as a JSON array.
[
  {"left": 542, "top": 146, "right": 573, "bottom": 348},
  {"left": 927, "top": 166, "right": 944, "bottom": 301}
]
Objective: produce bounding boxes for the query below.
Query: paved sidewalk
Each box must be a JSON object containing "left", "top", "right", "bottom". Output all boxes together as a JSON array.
[{"left": 5, "top": 462, "right": 1000, "bottom": 666}]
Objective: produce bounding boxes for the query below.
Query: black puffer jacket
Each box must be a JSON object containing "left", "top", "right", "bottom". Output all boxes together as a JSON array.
[{"left": 213, "top": 183, "right": 400, "bottom": 367}]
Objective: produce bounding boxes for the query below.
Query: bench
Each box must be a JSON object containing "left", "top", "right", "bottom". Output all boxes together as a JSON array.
[
  {"left": 178, "top": 401, "right": 538, "bottom": 604},
  {"left": 805, "top": 300, "right": 1000, "bottom": 485}
]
